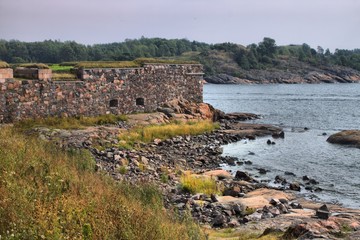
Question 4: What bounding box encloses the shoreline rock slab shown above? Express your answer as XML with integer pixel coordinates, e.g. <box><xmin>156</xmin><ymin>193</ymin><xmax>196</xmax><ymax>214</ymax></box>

<box><xmin>327</xmin><ymin>130</ymin><xmax>360</xmax><ymax>147</ymax></box>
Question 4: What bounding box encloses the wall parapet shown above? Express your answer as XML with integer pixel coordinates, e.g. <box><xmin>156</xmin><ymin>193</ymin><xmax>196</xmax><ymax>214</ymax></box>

<box><xmin>0</xmin><ymin>64</ymin><xmax>203</xmax><ymax>123</ymax></box>
<box><xmin>14</xmin><ymin>68</ymin><xmax>52</xmax><ymax>81</ymax></box>
<box><xmin>0</xmin><ymin>68</ymin><xmax>13</xmax><ymax>81</ymax></box>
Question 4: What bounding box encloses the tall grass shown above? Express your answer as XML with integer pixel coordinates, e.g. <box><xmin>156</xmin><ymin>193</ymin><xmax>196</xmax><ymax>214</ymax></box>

<box><xmin>14</xmin><ymin>114</ymin><xmax>128</xmax><ymax>130</ymax></box>
<box><xmin>0</xmin><ymin>126</ymin><xmax>205</xmax><ymax>239</ymax></box>
<box><xmin>0</xmin><ymin>61</ymin><xmax>10</xmax><ymax>68</ymax></box>
<box><xmin>180</xmin><ymin>173</ymin><xmax>221</xmax><ymax>195</ymax></box>
<box><xmin>18</xmin><ymin>63</ymin><xmax>50</xmax><ymax>69</ymax></box>
<box><xmin>119</xmin><ymin>121</ymin><xmax>219</xmax><ymax>148</ymax></box>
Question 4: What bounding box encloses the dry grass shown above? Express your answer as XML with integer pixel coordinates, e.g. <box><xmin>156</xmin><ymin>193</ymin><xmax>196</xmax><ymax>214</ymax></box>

<box><xmin>52</xmin><ymin>72</ymin><xmax>77</xmax><ymax>80</ymax></box>
<box><xmin>0</xmin><ymin>61</ymin><xmax>10</xmax><ymax>68</ymax></box>
<box><xmin>180</xmin><ymin>173</ymin><xmax>222</xmax><ymax>195</ymax></box>
<box><xmin>75</xmin><ymin>58</ymin><xmax>199</xmax><ymax>69</ymax></box>
<box><xmin>134</xmin><ymin>58</ymin><xmax>198</xmax><ymax>65</ymax></box>
<box><xmin>76</xmin><ymin>61</ymin><xmax>140</xmax><ymax>69</ymax></box>
<box><xmin>118</xmin><ymin>120</ymin><xmax>219</xmax><ymax>149</ymax></box>
<box><xmin>205</xmin><ymin>228</ymin><xmax>281</xmax><ymax>240</ymax></box>
<box><xmin>18</xmin><ymin>63</ymin><xmax>50</xmax><ymax>69</ymax></box>
<box><xmin>14</xmin><ymin>114</ymin><xmax>128</xmax><ymax>130</ymax></box>
<box><xmin>0</xmin><ymin>126</ymin><xmax>205</xmax><ymax>239</ymax></box>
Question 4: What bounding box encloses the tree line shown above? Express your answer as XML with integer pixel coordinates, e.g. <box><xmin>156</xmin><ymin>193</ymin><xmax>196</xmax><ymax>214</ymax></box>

<box><xmin>0</xmin><ymin>37</ymin><xmax>359</xmax><ymax>71</ymax></box>
<box><xmin>0</xmin><ymin>38</ymin><xmax>209</xmax><ymax>64</ymax></box>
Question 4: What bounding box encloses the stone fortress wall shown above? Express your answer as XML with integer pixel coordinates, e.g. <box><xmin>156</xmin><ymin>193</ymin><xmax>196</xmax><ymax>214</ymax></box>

<box><xmin>0</xmin><ymin>64</ymin><xmax>204</xmax><ymax>123</ymax></box>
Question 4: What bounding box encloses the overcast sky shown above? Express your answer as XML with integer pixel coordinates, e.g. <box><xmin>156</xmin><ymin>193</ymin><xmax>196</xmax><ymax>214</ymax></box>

<box><xmin>0</xmin><ymin>0</ymin><xmax>359</xmax><ymax>50</ymax></box>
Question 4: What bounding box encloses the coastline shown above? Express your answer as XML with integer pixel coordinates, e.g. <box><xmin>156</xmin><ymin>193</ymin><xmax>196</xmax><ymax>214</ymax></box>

<box><xmin>32</xmin><ymin>106</ymin><xmax>360</xmax><ymax>239</ymax></box>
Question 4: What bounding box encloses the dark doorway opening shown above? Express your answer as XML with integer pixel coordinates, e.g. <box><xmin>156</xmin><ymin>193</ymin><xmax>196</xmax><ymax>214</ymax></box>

<box><xmin>136</xmin><ymin>97</ymin><xmax>145</xmax><ymax>106</ymax></box>
<box><xmin>109</xmin><ymin>99</ymin><xmax>118</xmax><ymax>107</ymax></box>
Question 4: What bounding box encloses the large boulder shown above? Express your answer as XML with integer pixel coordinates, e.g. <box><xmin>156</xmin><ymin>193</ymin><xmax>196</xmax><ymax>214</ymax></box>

<box><xmin>327</xmin><ymin>130</ymin><xmax>360</xmax><ymax>147</ymax></box>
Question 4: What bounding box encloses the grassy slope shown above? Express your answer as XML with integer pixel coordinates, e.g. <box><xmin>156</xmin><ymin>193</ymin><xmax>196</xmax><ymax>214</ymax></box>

<box><xmin>0</xmin><ymin>126</ymin><xmax>205</xmax><ymax>239</ymax></box>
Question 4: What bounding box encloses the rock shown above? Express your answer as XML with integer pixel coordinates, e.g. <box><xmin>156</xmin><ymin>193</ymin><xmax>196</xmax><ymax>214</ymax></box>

<box><xmin>327</xmin><ymin>130</ymin><xmax>360</xmax><ymax>147</ymax></box>
<box><xmin>302</xmin><ymin>175</ymin><xmax>310</xmax><ymax>181</ymax></box>
<box><xmin>289</xmin><ymin>182</ymin><xmax>301</xmax><ymax>191</ymax></box>
<box><xmin>211</xmin><ymin>214</ymin><xmax>227</xmax><ymax>227</ymax></box>
<box><xmin>153</xmin><ymin>138</ymin><xmax>162</xmax><ymax>145</ymax></box>
<box><xmin>275</xmin><ymin>175</ymin><xmax>287</xmax><ymax>184</ymax></box>
<box><xmin>210</xmin><ymin>194</ymin><xmax>219</xmax><ymax>202</ymax></box>
<box><xmin>223</xmin><ymin>186</ymin><xmax>242</xmax><ymax>197</ymax></box>
<box><xmin>106</xmin><ymin>152</ymin><xmax>114</xmax><ymax>159</ymax></box>
<box><xmin>248</xmin><ymin>151</ymin><xmax>255</xmax><ymax>156</ymax></box>
<box><xmin>290</xmin><ymin>202</ymin><xmax>303</xmax><ymax>209</ymax></box>
<box><xmin>284</xmin><ymin>171</ymin><xmax>296</xmax><ymax>176</ymax></box>
<box><xmin>203</xmin><ymin>169</ymin><xmax>233</xmax><ymax>180</ymax></box>
<box><xmin>270</xmin><ymin>198</ymin><xmax>280</xmax><ymax>206</ymax></box>
<box><xmin>140</xmin><ymin>156</ymin><xmax>149</xmax><ymax>165</ymax></box>
<box><xmin>272</xmin><ymin>131</ymin><xmax>285</xmax><ymax>139</ymax></box>
<box><xmin>235</xmin><ymin>171</ymin><xmax>253</xmax><ymax>182</ymax></box>
<box><xmin>157</xmin><ymin>107</ymin><xmax>175</xmax><ymax>118</ymax></box>
<box><xmin>260</xmin><ymin>228</ymin><xmax>283</xmax><ymax>237</ymax></box>
<box><xmin>244</xmin><ymin>160</ymin><xmax>252</xmax><ymax>165</ymax></box>
<box><xmin>267</xmin><ymin>139</ymin><xmax>272</xmax><ymax>145</ymax></box>
<box><xmin>228</xmin><ymin>218</ymin><xmax>240</xmax><ymax>227</ymax></box>
<box><xmin>232</xmin><ymin>204</ymin><xmax>244</xmax><ymax>215</ymax></box>
<box><xmin>316</xmin><ymin>204</ymin><xmax>330</xmax><ymax>219</ymax></box>
<box><xmin>258</xmin><ymin>168</ymin><xmax>267</xmax><ymax>174</ymax></box>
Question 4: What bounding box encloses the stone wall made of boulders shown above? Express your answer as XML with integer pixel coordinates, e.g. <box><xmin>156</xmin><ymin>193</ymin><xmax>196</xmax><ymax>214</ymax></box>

<box><xmin>0</xmin><ymin>64</ymin><xmax>203</xmax><ymax>123</ymax></box>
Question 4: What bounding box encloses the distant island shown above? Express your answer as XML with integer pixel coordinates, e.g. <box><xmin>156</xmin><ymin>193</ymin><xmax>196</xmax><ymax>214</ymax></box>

<box><xmin>1</xmin><ymin>37</ymin><xmax>360</xmax><ymax>83</ymax></box>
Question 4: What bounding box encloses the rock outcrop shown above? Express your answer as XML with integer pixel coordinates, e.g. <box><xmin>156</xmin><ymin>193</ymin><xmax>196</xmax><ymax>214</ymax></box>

<box><xmin>327</xmin><ymin>130</ymin><xmax>360</xmax><ymax>148</ymax></box>
<box><xmin>205</xmin><ymin>62</ymin><xmax>360</xmax><ymax>84</ymax></box>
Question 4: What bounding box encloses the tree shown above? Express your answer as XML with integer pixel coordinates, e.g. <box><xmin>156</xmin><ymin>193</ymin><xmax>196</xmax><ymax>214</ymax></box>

<box><xmin>257</xmin><ymin>37</ymin><xmax>276</xmax><ymax>58</ymax></box>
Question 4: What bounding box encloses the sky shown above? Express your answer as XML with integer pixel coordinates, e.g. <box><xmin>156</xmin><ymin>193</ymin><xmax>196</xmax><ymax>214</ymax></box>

<box><xmin>0</xmin><ymin>0</ymin><xmax>359</xmax><ymax>51</ymax></box>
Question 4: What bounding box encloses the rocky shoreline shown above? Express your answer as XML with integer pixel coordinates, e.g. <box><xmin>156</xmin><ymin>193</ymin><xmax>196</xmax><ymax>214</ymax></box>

<box><xmin>204</xmin><ymin>64</ymin><xmax>360</xmax><ymax>84</ymax></box>
<box><xmin>30</xmin><ymin>102</ymin><xmax>360</xmax><ymax>239</ymax></box>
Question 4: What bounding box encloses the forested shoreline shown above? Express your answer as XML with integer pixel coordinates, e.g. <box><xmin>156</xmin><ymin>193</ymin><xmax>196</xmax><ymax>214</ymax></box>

<box><xmin>0</xmin><ymin>37</ymin><xmax>359</xmax><ymax>75</ymax></box>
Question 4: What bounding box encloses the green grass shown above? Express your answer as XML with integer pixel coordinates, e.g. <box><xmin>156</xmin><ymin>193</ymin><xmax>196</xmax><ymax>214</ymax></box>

<box><xmin>49</xmin><ymin>64</ymin><xmax>74</xmax><ymax>72</ymax></box>
<box><xmin>0</xmin><ymin>61</ymin><xmax>10</xmax><ymax>68</ymax></box>
<box><xmin>14</xmin><ymin>114</ymin><xmax>128</xmax><ymax>130</ymax></box>
<box><xmin>0</xmin><ymin>126</ymin><xmax>205</xmax><ymax>239</ymax></box>
<box><xmin>118</xmin><ymin>120</ymin><xmax>219</xmax><ymax>149</ymax></box>
<box><xmin>180</xmin><ymin>173</ymin><xmax>221</xmax><ymax>195</ymax></box>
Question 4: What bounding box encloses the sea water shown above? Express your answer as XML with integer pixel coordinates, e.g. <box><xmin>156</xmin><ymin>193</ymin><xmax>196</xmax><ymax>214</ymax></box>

<box><xmin>204</xmin><ymin>83</ymin><xmax>360</xmax><ymax>208</ymax></box>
